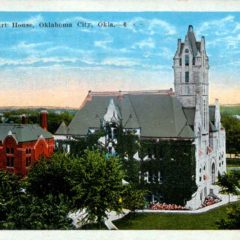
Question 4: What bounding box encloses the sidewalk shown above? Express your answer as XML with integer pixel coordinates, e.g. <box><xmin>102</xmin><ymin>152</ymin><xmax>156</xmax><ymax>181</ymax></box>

<box><xmin>104</xmin><ymin>209</ymin><xmax>130</xmax><ymax>230</ymax></box>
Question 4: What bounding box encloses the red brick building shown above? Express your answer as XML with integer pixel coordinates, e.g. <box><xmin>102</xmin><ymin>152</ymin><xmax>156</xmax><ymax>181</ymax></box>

<box><xmin>0</xmin><ymin>111</ymin><xmax>54</xmax><ymax>176</ymax></box>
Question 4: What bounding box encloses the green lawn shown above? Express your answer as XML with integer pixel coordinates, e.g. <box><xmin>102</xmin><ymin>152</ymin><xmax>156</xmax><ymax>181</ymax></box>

<box><xmin>114</xmin><ymin>201</ymin><xmax>240</xmax><ymax>230</ymax></box>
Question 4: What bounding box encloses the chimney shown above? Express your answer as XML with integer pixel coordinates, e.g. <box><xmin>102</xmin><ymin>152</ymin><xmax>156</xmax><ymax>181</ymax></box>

<box><xmin>21</xmin><ymin>114</ymin><xmax>27</xmax><ymax>124</ymax></box>
<box><xmin>40</xmin><ymin>110</ymin><xmax>48</xmax><ymax>130</ymax></box>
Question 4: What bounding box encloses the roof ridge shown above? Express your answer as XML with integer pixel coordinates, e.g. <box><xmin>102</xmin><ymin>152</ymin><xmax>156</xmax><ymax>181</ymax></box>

<box><xmin>89</xmin><ymin>89</ymin><xmax>174</xmax><ymax>96</ymax></box>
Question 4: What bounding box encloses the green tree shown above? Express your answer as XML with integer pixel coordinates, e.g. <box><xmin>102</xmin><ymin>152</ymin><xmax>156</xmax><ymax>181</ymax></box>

<box><xmin>217</xmin><ymin>205</ymin><xmax>240</xmax><ymax>229</ymax></box>
<box><xmin>122</xmin><ymin>184</ymin><xmax>146</xmax><ymax>212</ymax></box>
<box><xmin>47</xmin><ymin>112</ymin><xmax>73</xmax><ymax>133</ymax></box>
<box><xmin>0</xmin><ymin>170</ymin><xmax>73</xmax><ymax>230</ymax></box>
<box><xmin>3</xmin><ymin>193</ymin><xmax>73</xmax><ymax>230</ymax></box>
<box><xmin>27</xmin><ymin>153</ymin><xmax>81</xmax><ymax>200</ymax></box>
<box><xmin>69</xmin><ymin>129</ymin><xmax>105</xmax><ymax>157</ymax></box>
<box><xmin>221</xmin><ymin>114</ymin><xmax>240</xmax><ymax>157</ymax></box>
<box><xmin>27</xmin><ymin>151</ymin><xmax>125</xmax><ymax>227</ymax></box>
<box><xmin>0</xmin><ymin>171</ymin><xmax>22</xmax><ymax>226</ymax></box>
<box><xmin>217</xmin><ymin>171</ymin><xmax>240</xmax><ymax>203</ymax></box>
<box><xmin>77</xmin><ymin>150</ymin><xmax>124</xmax><ymax>226</ymax></box>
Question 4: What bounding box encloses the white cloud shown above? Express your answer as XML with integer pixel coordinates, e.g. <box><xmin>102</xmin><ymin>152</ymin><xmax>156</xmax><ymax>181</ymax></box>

<box><xmin>148</xmin><ymin>19</ymin><xmax>176</xmax><ymax>36</ymax></box>
<box><xmin>11</xmin><ymin>41</ymin><xmax>51</xmax><ymax>54</ymax></box>
<box><xmin>127</xmin><ymin>17</ymin><xmax>177</xmax><ymax>36</ymax></box>
<box><xmin>132</xmin><ymin>37</ymin><xmax>155</xmax><ymax>49</ymax></box>
<box><xmin>0</xmin><ymin>56</ymin><xmax>80</xmax><ymax>66</ymax></box>
<box><xmin>197</xmin><ymin>15</ymin><xmax>240</xmax><ymax>60</ymax></box>
<box><xmin>25</xmin><ymin>15</ymin><xmax>44</xmax><ymax>25</ymax></box>
<box><xmin>158</xmin><ymin>47</ymin><xmax>173</xmax><ymax>60</ymax></box>
<box><xmin>94</xmin><ymin>39</ymin><xmax>113</xmax><ymax>49</ymax></box>
<box><xmin>198</xmin><ymin>15</ymin><xmax>235</xmax><ymax>36</ymax></box>
<box><xmin>101</xmin><ymin>57</ymin><xmax>141</xmax><ymax>67</ymax></box>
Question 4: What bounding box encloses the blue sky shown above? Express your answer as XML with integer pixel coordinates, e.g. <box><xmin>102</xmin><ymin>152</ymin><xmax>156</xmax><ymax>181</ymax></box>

<box><xmin>0</xmin><ymin>12</ymin><xmax>239</xmax><ymax>107</ymax></box>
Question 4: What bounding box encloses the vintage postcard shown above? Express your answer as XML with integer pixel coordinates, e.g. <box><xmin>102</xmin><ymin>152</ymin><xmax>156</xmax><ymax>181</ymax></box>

<box><xmin>0</xmin><ymin>1</ymin><xmax>240</xmax><ymax>240</ymax></box>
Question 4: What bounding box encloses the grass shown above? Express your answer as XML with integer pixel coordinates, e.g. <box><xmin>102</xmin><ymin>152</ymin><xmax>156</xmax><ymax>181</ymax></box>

<box><xmin>227</xmin><ymin>166</ymin><xmax>240</xmax><ymax>169</ymax></box>
<box><xmin>220</xmin><ymin>105</ymin><xmax>240</xmax><ymax>115</ymax></box>
<box><xmin>114</xmin><ymin>201</ymin><xmax>240</xmax><ymax>230</ymax></box>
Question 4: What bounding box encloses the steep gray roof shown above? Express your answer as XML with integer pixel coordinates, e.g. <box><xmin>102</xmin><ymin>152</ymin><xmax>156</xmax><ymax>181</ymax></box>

<box><xmin>0</xmin><ymin>124</ymin><xmax>53</xmax><ymax>143</ymax></box>
<box><xmin>180</xmin><ymin>25</ymin><xmax>201</xmax><ymax>57</ymax></box>
<box><xmin>55</xmin><ymin>121</ymin><xmax>68</xmax><ymax>135</ymax></box>
<box><xmin>187</xmin><ymin>27</ymin><xmax>199</xmax><ymax>56</ymax></box>
<box><xmin>68</xmin><ymin>92</ymin><xmax>195</xmax><ymax>139</ymax></box>
<box><xmin>183</xmin><ymin>107</ymin><xmax>195</xmax><ymax>127</ymax></box>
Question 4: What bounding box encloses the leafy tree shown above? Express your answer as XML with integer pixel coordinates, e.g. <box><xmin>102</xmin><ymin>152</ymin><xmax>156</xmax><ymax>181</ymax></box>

<box><xmin>217</xmin><ymin>204</ymin><xmax>240</xmax><ymax>229</ymax></box>
<box><xmin>122</xmin><ymin>184</ymin><xmax>146</xmax><ymax>212</ymax></box>
<box><xmin>27</xmin><ymin>154</ymin><xmax>81</xmax><ymax>200</ymax></box>
<box><xmin>69</xmin><ymin>129</ymin><xmax>105</xmax><ymax>157</ymax></box>
<box><xmin>0</xmin><ymin>169</ymin><xmax>73</xmax><ymax>230</ymax></box>
<box><xmin>217</xmin><ymin>171</ymin><xmax>240</xmax><ymax>203</ymax></box>
<box><xmin>3</xmin><ymin>109</ymin><xmax>74</xmax><ymax>134</ymax></box>
<box><xmin>47</xmin><ymin>112</ymin><xmax>73</xmax><ymax>133</ymax></box>
<box><xmin>216</xmin><ymin>171</ymin><xmax>240</xmax><ymax>228</ymax></box>
<box><xmin>77</xmin><ymin>150</ymin><xmax>124</xmax><ymax>225</ymax></box>
<box><xmin>221</xmin><ymin>114</ymin><xmax>240</xmax><ymax>156</ymax></box>
<box><xmin>28</xmin><ymin>151</ymin><xmax>125</xmax><ymax>227</ymax></box>
<box><xmin>0</xmin><ymin>171</ymin><xmax>22</xmax><ymax>226</ymax></box>
<box><xmin>2</xmin><ymin>193</ymin><xmax>73</xmax><ymax>230</ymax></box>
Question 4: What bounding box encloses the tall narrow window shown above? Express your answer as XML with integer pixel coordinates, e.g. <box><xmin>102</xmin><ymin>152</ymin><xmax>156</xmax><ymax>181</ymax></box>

<box><xmin>203</xmin><ymin>100</ymin><xmax>206</xmax><ymax>129</ymax></box>
<box><xmin>185</xmin><ymin>55</ymin><xmax>189</xmax><ymax>66</ymax></box>
<box><xmin>6</xmin><ymin>157</ymin><xmax>14</xmax><ymax>167</ymax></box>
<box><xmin>185</xmin><ymin>71</ymin><xmax>189</xmax><ymax>83</ymax></box>
<box><xmin>26</xmin><ymin>157</ymin><xmax>31</xmax><ymax>167</ymax></box>
<box><xmin>185</xmin><ymin>49</ymin><xmax>189</xmax><ymax>66</ymax></box>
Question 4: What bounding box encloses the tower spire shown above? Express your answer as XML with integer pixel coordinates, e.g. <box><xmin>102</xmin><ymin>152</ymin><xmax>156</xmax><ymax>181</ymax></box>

<box><xmin>173</xmin><ymin>25</ymin><xmax>209</xmax><ymax>134</ymax></box>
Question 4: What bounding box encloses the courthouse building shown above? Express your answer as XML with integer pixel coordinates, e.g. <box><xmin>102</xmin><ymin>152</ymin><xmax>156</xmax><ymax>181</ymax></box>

<box><xmin>55</xmin><ymin>26</ymin><xmax>226</xmax><ymax>209</ymax></box>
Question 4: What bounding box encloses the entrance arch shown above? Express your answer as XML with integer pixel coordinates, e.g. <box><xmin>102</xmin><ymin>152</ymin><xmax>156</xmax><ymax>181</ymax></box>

<box><xmin>211</xmin><ymin>163</ymin><xmax>216</xmax><ymax>184</ymax></box>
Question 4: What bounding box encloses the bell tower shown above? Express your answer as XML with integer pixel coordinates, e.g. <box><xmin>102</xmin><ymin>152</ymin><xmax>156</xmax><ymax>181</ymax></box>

<box><xmin>173</xmin><ymin>25</ymin><xmax>209</xmax><ymax>134</ymax></box>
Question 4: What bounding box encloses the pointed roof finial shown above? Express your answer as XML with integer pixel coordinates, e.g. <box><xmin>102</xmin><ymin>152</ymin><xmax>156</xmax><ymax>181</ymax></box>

<box><xmin>188</xmin><ymin>25</ymin><xmax>193</xmax><ymax>32</ymax></box>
